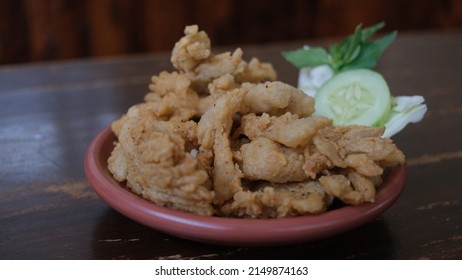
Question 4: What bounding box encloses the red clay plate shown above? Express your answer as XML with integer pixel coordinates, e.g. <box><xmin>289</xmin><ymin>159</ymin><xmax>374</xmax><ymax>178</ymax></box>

<box><xmin>84</xmin><ymin>126</ymin><xmax>407</xmax><ymax>246</ymax></box>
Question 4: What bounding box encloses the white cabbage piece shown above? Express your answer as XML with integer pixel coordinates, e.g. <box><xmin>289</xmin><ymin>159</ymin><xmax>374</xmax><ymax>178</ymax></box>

<box><xmin>383</xmin><ymin>95</ymin><xmax>427</xmax><ymax>137</ymax></box>
<box><xmin>297</xmin><ymin>65</ymin><xmax>333</xmax><ymax>97</ymax></box>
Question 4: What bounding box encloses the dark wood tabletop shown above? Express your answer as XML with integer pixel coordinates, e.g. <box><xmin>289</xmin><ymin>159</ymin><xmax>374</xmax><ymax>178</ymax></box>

<box><xmin>1</xmin><ymin>29</ymin><xmax>461</xmax><ymax>260</ymax></box>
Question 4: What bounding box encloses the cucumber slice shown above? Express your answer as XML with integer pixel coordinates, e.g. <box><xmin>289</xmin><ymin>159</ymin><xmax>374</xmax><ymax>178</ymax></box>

<box><xmin>314</xmin><ymin>69</ymin><xmax>392</xmax><ymax>126</ymax></box>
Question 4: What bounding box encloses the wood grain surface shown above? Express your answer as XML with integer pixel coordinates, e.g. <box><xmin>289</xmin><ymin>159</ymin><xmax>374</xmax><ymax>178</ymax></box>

<box><xmin>1</xmin><ymin>0</ymin><xmax>462</xmax><ymax>64</ymax></box>
<box><xmin>0</xmin><ymin>30</ymin><xmax>461</xmax><ymax>259</ymax></box>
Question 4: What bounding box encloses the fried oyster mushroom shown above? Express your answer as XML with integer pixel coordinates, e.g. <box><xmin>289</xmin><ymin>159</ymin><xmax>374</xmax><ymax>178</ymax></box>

<box><xmin>107</xmin><ymin>25</ymin><xmax>405</xmax><ymax>218</ymax></box>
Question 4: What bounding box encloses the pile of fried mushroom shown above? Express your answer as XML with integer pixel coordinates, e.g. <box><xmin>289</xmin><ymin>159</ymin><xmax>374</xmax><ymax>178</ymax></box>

<box><xmin>107</xmin><ymin>25</ymin><xmax>405</xmax><ymax>218</ymax></box>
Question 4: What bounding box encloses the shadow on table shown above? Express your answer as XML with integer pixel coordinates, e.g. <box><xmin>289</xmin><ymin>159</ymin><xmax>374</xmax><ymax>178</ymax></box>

<box><xmin>91</xmin><ymin>209</ymin><xmax>396</xmax><ymax>260</ymax></box>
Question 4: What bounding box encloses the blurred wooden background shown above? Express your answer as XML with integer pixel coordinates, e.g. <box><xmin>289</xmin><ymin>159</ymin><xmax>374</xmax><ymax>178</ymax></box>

<box><xmin>1</xmin><ymin>0</ymin><xmax>461</xmax><ymax>65</ymax></box>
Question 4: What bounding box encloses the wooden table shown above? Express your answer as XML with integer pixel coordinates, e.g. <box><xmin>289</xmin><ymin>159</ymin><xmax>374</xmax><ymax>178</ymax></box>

<box><xmin>1</xmin><ymin>30</ymin><xmax>461</xmax><ymax>260</ymax></box>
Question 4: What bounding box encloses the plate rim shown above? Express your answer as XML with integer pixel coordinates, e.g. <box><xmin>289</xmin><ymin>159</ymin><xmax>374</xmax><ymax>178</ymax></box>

<box><xmin>85</xmin><ymin>126</ymin><xmax>408</xmax><ymax>246</ymax></box>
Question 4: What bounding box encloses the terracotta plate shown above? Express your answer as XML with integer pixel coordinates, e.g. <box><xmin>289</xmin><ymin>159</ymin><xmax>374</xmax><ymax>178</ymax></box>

<box><xmin>85</xmin><ymin>126</ymin><xmax>407</xmax><ymax>246</ymax></box>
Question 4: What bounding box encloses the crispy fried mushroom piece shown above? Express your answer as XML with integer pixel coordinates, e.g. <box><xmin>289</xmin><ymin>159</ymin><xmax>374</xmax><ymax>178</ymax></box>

<box><xmin>319</xmin><ymin>170</ymin><xmax>376</xmax><ymax>205</ymax></box>
<box><xmin>144</xmin><ymin>71</ymin><xmax>199</xmax><ymax>121</ymax></box>
<box><xmin>172</xmin><ymin>25</ymin><xmax>277</xmax><ymax>95</ymax></box>
<box><xmin>197</xmin><ymin>89</ymin><xmax>246</xmax><ymax>205</ymax></box>
<box><xmin>242</xmin><ymin>81</ymin><xmax>314</xmax><ymax>117</ymax></box>
<box><xmin>240</xmin><ymin>137</ymin><xmax>306</xmax><ymax>183</ymax></box>
<box><xmin>312</xmin><ymin>125</ymin><xmax>405</xmax><ymax>176</ymax></box>
<box><xmin>220</xmin><ymin>181</ymin><xmax>330</xmax><ymax>218</ymax></box>
<box><xmin>241</xmin><ymin>112</ymin><xmax>332</xmax><ymax>148</ymax></box>
<box><xmin>108</xmin><ymin>115</ymin><xmax>214</xmax><ymax>216</ymax></box>
<box><xmin>235</xmin><ymin>57</ymin><xmax>277</xmax><ymax>83</ymax></box>
<box><xmin>171</xmin><ymin>25</ymin><xmax>211</xmax><ymax>72</ymax></box>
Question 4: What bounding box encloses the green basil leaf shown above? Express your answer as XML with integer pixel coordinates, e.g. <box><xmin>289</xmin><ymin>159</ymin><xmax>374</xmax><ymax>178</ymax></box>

<box><xmin>329</xmin><ymin>44</ymin><xmax>342</xmax><ymax>61</ymax></box>
<box><xmin>345</xmin><ymin>45</ymin><xmax>361</xmax><ymax>64</ymax></box>
<box><xmin>341</xmin><ymin>31</ymin><xmax>397</xmax><ymax>71</ymax></box>
<box><xmin>281</xmin><ymin>47</ymin><xmax>330</xmax><ymax>68</ymax></box>
<box><xmin>332</xmin><ymin>23</ymin><xmax>383</xmax><ymax>70</ymax></box>
<box><xmin>325</xmin><ymin>25</ymin><xmax>362</xmax><ymax>71</ymax></box>
<box><xmin>360</xmin><ymin>22</ymin><xmax>385</xmax><ymax>42</ymax></box>
<box><xmin>343</xmin><ymin>25</ymin><xmax>363</xmax><ymax>63</ymax></box>
<box><xmin>281</xmin><ymin>22</ymin><xmax>395</xmax><ymax>73</ymax></box>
